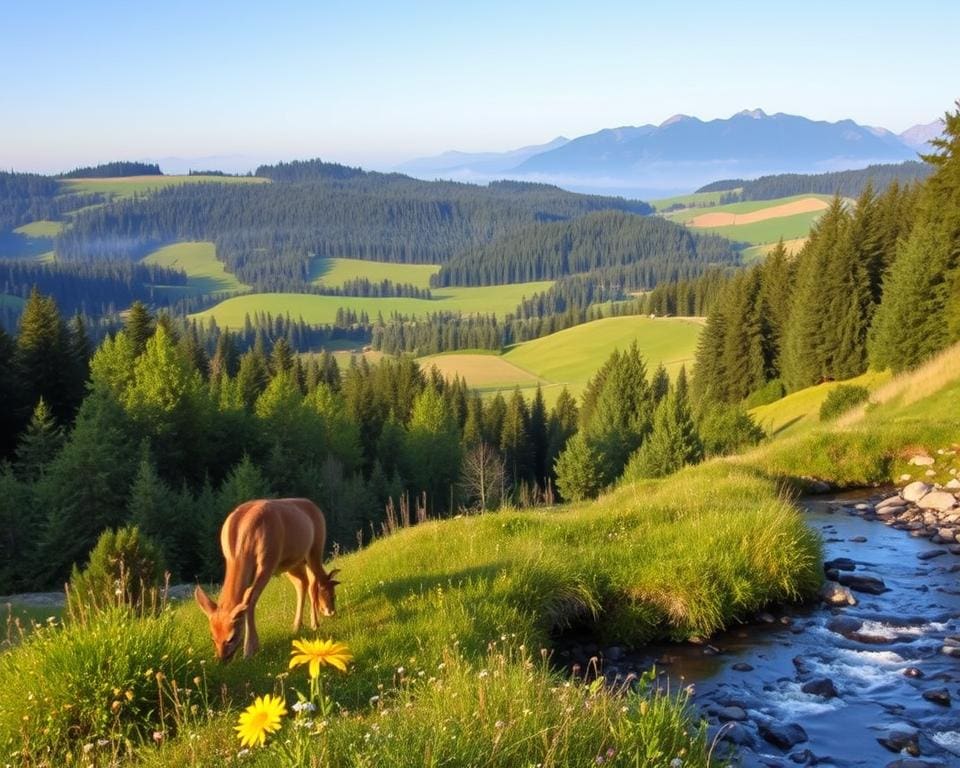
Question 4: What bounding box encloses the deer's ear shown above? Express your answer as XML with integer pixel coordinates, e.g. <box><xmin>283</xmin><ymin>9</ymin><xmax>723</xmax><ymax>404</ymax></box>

<box><xmin>194</xmin><ymin>586</ymin><xmax>217</xmax><ymax>617</ymax></box>
<box><xmin>328</xmin><ymin>568</ymin><xmax>341</xmax><ymax>580</ymax></box>
<box><xmin>229</xmin><ymin>586</ymin><xmax>254</xmax><ymax>620</ymax></box>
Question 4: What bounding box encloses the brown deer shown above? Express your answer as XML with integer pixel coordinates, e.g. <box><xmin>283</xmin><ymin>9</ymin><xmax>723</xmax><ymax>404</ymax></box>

<box><xmin>194</xmin><ymin>498</ymin><xmax>340</xmax><ymax>661</ymax></box>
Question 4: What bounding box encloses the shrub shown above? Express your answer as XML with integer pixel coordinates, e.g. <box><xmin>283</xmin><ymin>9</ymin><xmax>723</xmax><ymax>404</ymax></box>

<box><xmin>68</xmin><ymin>526</ymin><xmax>165</xmax><ymax>619</ymax></box>
<box><xmin>554</xmin><ymin>433</ymin><xmax>604</xmax><ymax>501</ymax></box>
<box><xmin>819</xmin><ymin>385</ymin><xmax>870</xmax><ymax>421</ymax></box>
<box><xmin>698</xmin><ymin>405</ymin><xmax>765</xmax><ymax>457</ymax></box>
<box><xmin>744</xmin><ymin>378</ymin><xmax>786</xmax><ymax>408</ymax></box>
<box><xmin>0</xmin><ymin>608</ymin><xmax>199</xmax><ymax>764</ymax></box>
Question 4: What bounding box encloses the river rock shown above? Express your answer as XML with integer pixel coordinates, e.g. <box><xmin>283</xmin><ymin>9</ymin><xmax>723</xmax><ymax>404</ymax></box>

<box><xmin>942</xmin><ymin>645</ymin><xmax>960</xmax><ymax>657</ymax></box>
<box><xmin>838</xmin><ymin>573</ymin><xmax>888</xmax><ymax>594</ymax></box>
<box><xmin>903</xmin><ymin>666</ymin><xmax>924</xmax><ymax>678</ymax></box>
<box><xmin>936</xmin><ymin>527</ymin><xmax>956</xmax><ymax>541</ymax></box>
<box><xmin>922</xmin><ymin>688</ymin><xmax>951</xmax><ymax>706</ymax></box>
<box><xmin>918</xmin><ymin>491</ymin><xmax>958</xmax><ymax>512</ymax></box>
<box><xmin>720</xmin><ymin>722</ymin><xmax>756</xmax><ymax>747</ymax></box>
<box><xmin>801</xmin><ymin>677</ymin><xmax>838</xmax><ymax>698</ymax></box>
<box><xmin>877</xmin><ymin>494</ymin><xmax>907</xmax><ymax>509</ymax></box>
<box><xmin>903</xmin><ymin>481</ymin><xmax>934</xmax><ymax>502</ymax></box>
<box><xmin>732</xmin><ymin>662</ymin><xmax>754</xmax><ymax>671</ymax></box>
<box><xmin>717</xmin><ymin>705</ymin><xmax>748</xmax><ymax>722</ymax></box>
<box><xmin>946</xmin><ymin>478</ymin><xmax>960</xmax><ymax>489</ymax></box>
<box><xmin>824</xmin><ymin>557</ymin><xmax>856</xmax><ymax>571</ymax></box>
<box><xmin>909</xmin><ymin>455</ymin><xmax>936</xmax><ymax>466</ymax></box>
<box><xmin>878</xmin><ymin>729</ymin><xmax>920</xmax><ymax>754</ymax></box>
<box><xmin>820</xmin><ymin>582</ymin><xmax>857</xmax><ymax>606</ymax></box>
<box><xmin>759</xmin><ymin>722</ymin><xmax>808</xmax><ymax>750</ymax></box>
<box><xmin>917</xmin><ymin>549</ymin><xmax>948</xmax><ymax>560</ymax></box>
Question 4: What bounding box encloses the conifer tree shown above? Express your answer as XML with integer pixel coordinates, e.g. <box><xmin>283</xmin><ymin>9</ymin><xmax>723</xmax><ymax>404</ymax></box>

<box><xmin>651</xmin><ymin>363</ymin><xmax>670</xmax><ymax>405</ymax></box>
<box><xmin>128</xmin><ymin>445</ymin><xmax>178</xmax><ymax>574</ymax></box>
<box><xmin>554</xmin><ymin>432</ymin><xmax>603</xmax><ymax>501</ymax></box>
<box><xmin>14</xmin><ymin>398</ymin><xmax>63</xmax><ymax>480</ymax></box>
<box><xmin>125</xmin><ymin>300</ymin><xmax>154</xmax><ymax>356</ymax></box>
<box><xmin>528</xmin><ymin>386</ymin><xmax>549</xmax><ymax>484</ymax></box>
<box><xmin>546</xmin><ymin>388</ymin><xmax>578</xmax><ymax>477</ymax></box>
<box><xmin>15</xmin><ymin>288</ymin><xmax>72</xmax><ymax>424</ymax></box>
<box><xmin>500</xmin><ymin>389</ymin><xmax>531</xmax><ymax>488</ymax></box>
<box><xmin>462</xmin><ymin>393</ymin><xmax>485</xmax><ymax>449</ymax></box>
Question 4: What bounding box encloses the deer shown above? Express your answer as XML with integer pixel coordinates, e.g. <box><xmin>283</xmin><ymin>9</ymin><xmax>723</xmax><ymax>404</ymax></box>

<box><xmin>194</xmin><ymin>498</ymin><xmax>340</xmax><ymax>661</ymax></box>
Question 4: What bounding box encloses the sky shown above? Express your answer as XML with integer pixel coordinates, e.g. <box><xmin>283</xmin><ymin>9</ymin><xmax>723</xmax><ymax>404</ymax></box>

<box><xmin>1</xmin><ymin>0</ymin><xmax>958</xmax><ymax>173</ymax></box>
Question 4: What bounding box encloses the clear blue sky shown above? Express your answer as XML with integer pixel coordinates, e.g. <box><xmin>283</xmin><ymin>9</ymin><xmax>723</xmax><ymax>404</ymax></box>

<box><xmin>1</xmin><ymin>0</ymin><xmax>957</xmax><ymax>173</ymax></box>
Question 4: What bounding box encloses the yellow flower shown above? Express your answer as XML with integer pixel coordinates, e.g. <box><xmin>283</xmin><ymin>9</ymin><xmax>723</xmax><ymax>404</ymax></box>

<box><xmin>235</xmin><ymin>694</ymin><xmax>287</xmax><ymax>748</ymax></box>
<box><xmin>289</xmin><ymin>638</ymin><xmax>353</xmax><ymax>677</ymax></box>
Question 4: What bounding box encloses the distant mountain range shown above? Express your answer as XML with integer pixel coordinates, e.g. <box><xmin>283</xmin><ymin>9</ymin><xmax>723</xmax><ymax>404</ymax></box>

<box><xmin>397</xmin><ymin>110</ymin><xmax>945</xmax><ymax>196</ymax></box>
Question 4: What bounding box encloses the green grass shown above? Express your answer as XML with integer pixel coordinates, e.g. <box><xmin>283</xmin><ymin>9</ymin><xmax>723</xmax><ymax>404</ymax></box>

<box><xmin>664</xmin><ymin>194</ymin><xmax>831</xmax><ymax>223</ymax></box>
<box><xmin>694</xmin><ymin>210</ymin><xmax>825</xmax><ymax>245</ymax></box>
<box><xmin>310</xmin><ymin>257</ymin><xmax>439</xmax><ymax>290</ymax></box>
<box><xmin>749</xmin><ymin>370</ymin><xmax>890</xmax><ymax>438</ymax></box>
<box><xmin>14</xmin><ymin>220</ymin><xmax>63</xmax><ymax>238</ymax></box>
<box><xmin>143</xmin><ymin>242</ymin><xmax>250</xmax><ymax>295</ymax></box>
<box><xmin>500</xmin><ymin>316</ymin><xmax>703</xmax><ymax>402</ymax></box>
<box><xmin>650</xmin><ymin>189</ymin><xmax>737</xmax><ymax>211</ymax></box>
<box><xmin>190</xmin><ymin>281</ymin><xmax>554</xmax><ymax>327</ymax></box>
<box><xmin>61</xmin><ymin>174</ymin><xmax>268</xmax><ymax>199</ymax></box>
<box><xmin>740</xmin><ymin>237</ymin><xmax>807</xmax><ymax>263</ymax></box>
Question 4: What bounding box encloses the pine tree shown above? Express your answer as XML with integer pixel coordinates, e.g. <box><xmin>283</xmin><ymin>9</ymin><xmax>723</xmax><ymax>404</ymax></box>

<box><xmin>554</xmin><ymin>432</ymin><xmax>604</xmax><ymax>501</ymax></box>
<box><xmin>125</xmin><ymin>301</ymin><xmax>154</xmax><ymax>356</ymax></box>
<box><xmin>270</xmin><ymin>337</ymin><xmax>295</xmax><ymax>375</ymax></box>
<box><xmin>546</xmin><ymin>388</ymin><xmax>578</xmax><ymax>478</ymax></box>
<box><xmin>651</xmin><ymin>363</ymin><xmax>670</xmax><ymax>405</ymax></box>
<box><xmin>402</xmin><ymin>386</ymin><xmax>461</xmax><ymax>515</ymax></box>
<box><xmin>462</xmin><ymin>393</ymin><xmax>485</xmax><ymax>449</ymax></box>
<box><xmin>0</xmin><ymin>328</ymin><xmax>19</xmax><ymax>459</ymax></box>
<box><xmin>236</xmin><ymin>348</ymin><xmax>270</xmax><ymax>409</ymax></box>
<box><xmin>528</xmin><ymin>386</ymin><xmax>549</xmax><ymax>484</ymax></box>
<box><xmin>128</xmin><ymin>446</ymin><xmax>178</xmax><ymax>575</ymax></box>
<box><xmin>218</xmin><ymin>454</ymin><xmax>272</xmax><ymax>513</ymax></box>
<box><xmin>14</xmin><ymin>398</ymin><xmax>63</xmax><ymax>480</ymax></box>
<box><xmin>499</xmin><ymin>389</ymin><xmax>531</xmax><ymax>489</ymax></box>
<box><xmin>15</xmin><ymin>288</ymin><xmax>73</xmax><ymax>424</ymax></box>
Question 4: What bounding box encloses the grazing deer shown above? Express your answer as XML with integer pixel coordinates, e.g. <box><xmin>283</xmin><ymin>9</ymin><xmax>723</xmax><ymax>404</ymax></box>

<box><xmin>194</xmin><ymin>498</ymin><xmax>340</xmax><ymax>661</ymax></box>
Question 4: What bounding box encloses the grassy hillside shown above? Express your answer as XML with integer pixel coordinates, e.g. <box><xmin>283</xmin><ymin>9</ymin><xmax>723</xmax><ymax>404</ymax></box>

<box><xmin>749</xmin><ymin>370</ymin><xmax>891</xmax><ymax>438</ymax></box>
<box><xmin>740</xmin><ymin>236</ymin><xmax>807</xmax><ymax>263</ymax></box>
<box><xmin>61</xmin><ymin>174</ymin><xmax>268</xmax><ymax>198</ymax></box>
<box><xmin>665</xmin><ymin>194</ymin><xmax>831</xmax><ymax>224</ymax></box>
<box><xmin>310</xmin><ymin>257</ymin><xmax>439</xmax><ymax>289</ymax></box>
<box><xmin>0</xmin><ymin>220</ymin><xmax>59</xmax><ymax>261</ymax></box>
<box><xmin>694</xmin><ymin>210</ymin><xmax>825</xmax><ymax>245</ymax></box>
<box><xmin>650</xmin><ymin>189</ymin><xmax>736</xmax><ymax>211</ymax></box>
<box><xmin>142</xmin><ymin>241</ymin><xmax>250</xmax><ymax>295</ymax></box>
<box><xmin>419</xmin><ymin>316</ymin><xmax>703</xmax><ymax>404</ymax></box>
<box><xmin>191</xmin><ymin>280</ymin><xmax>554</xmax><ymax>327</ymax></box>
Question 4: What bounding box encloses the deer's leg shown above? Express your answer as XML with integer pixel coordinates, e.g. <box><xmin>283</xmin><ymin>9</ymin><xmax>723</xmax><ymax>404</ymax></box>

<box><xmin>285</xmin><ymin>566</ymin><xmax>308</xmax><ymax>632</ymax></box>
<box><xmin>242</xmin><ymin>560</ymin><xmax>276</xmax><ymax>658</ymax></box>
<box><xmin>306</xmin><ymin>570</ymin><xmax>319</xmax><ymax>630</ymax></box>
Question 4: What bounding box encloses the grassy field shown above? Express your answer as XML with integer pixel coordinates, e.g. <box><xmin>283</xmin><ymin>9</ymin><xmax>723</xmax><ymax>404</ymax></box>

<box><xmin>664</xmin><ymin>194</ymin><xmax>832</xmax><ymax>224</ymax></box>
<box><xmin>0</xmin><ymin>220</ymin><xmax>60</xmax><ymax>261</ymax></box>
<box><xmin>749</xmin><ymin>370</ymin><xmax>891</xmax><ymax>438</ymax></box>
<box><xmin>310</xmin><ymin>257</ymin><xmax>439</xmax><ymax>290</ymax></box>
<box><xmin>191</xmin><ymin>281</ymin><xmax>554</xmax><ymax>327</ymax></box>
<box><xmin>741</xmin><ymin>236</ymin><xmax>807</xmax><ymax>263</ymax></box>
<box><xmin>649</xmin><ymin>189</ymin><xmax>737</xmax><ymax>211</ymax></box>
<box><xmin>61</xmin><ymin>174</ymin><xmax>268</xmax><ymax>198</ymax></box>
<box><xmin>143</xmin><ymin>242</ymin><xmax>250</xmax><ymax>295</ymax></box>
<box><xmin>419</xmin><ymin>352</ymin><xmax>546</xmax><ymax>389</ymax></box>
<box><xmin>416</xmin><ymin>316</ymin><xmax>703</xmax><ymax>404</ymax></box>
<box><xmin>13</xmin><ymin>220</ymin><xmax>63</xmax><ymax>238</ymax></box>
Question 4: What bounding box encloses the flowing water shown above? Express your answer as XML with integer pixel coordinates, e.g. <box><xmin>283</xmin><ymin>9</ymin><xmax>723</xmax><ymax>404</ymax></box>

<box><xmin>564</xmin><ymin>492</ymin><xmax>960</xmax><ymax>767</ymax></box>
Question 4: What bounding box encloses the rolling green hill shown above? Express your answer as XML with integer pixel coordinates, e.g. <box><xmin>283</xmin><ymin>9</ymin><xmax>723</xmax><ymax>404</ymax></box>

<box><xmin>191</xmin><ymin>280</ymin><xmax>554</xmax><ymax>327</ymax></box>
<box><xmin>310</xmin><ymin>257</ymin><xmax>439</xmax><ymax>289</ymax></box>
<box><xmin>142</xmin><ymin>242</ymin><xmax>250</xmax><ymax>296</ymax></box>
<box><xmin>420</xmin><ymin>316</ymin><xmax>704</xmax><ymax>404</ymax></box>
<box><xmin>61</xmin><ymin>174</ymin><xmax>268</xmax><ymax>198</ymax></box>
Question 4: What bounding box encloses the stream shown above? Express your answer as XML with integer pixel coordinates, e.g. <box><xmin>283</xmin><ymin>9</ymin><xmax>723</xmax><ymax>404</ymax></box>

<box><xmin>562</xmin><ymin>491</ymin><xmax>960</xmax><ymax>767</ymax></box>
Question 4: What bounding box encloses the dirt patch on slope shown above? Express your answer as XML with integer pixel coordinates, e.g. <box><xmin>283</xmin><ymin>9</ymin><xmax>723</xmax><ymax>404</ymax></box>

<box><xmin>690</xmin><ymin>197</ymin><xmax>829</xmax><ymax>227</ymax></box>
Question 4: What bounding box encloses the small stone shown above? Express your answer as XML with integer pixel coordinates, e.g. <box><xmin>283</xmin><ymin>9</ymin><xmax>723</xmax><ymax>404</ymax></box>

<box><xmin>732</xmin><ymin>662</ymin><xmax>754</xmax><ymax>672</ymax></box>
<box><xmin>926</xmin><ymin>469</ymin><xmax>938</xmax><ymax>477</ymax></box>
<box><xmin>903</xmin><ymin>481</ymin><xmax>933</xmax><ymax>502</ymax></box>
<box><xmin>759</xmin><ymin>722</ymin><xmax>808</xmax><ymax>750</ymax></box>
<box><xmin>720</xmin><ymin>722</ymin><xmax>755</xmax><ymax>747</ymax></box>
<box><xmin>801</xmin><ymin>677</ymin><xmax>838</xmax><ymax>698</ymax></box>
<box><xmin>918</xmin><ymin>491</ymin><xmax>958</xmax><ymax>512</ymax></box>
<box><xmin>716</xmin><ymin>705</ymin><xmax>747</xmax><ymax>722</ymax></box>
<box><xmin>917</xmin><ymin>549</ymin><xmax>948</xmax><ymax>560</ymax></box>
<box><xmin>838</xmin><ymin>573</ymin><xmax>887</xmax><ymax>594</ymax></box>
<box><xmin>946</xmin><ymin>478</ymin><xmax>960</xmax><ymax>489</ymax></box>
<box><xmin>877</xmin><ymin>495</ymin><xmax>906</xmax><ymax>510</ymax></box>
<box><xmin>903</xmin><ymin>667</ymin><xmax>924</xmax><ymax>678</ymax></box>
<box><xmin>922</xmin><ymin>688</ymin><xmax>951</xmax><ymax>706</ymax></box>
<box><xmin>849</xmin><ymin>535</ymin><xmax>868</xmax><ymax>543</ymax></box>
<box><xmin>899</xmin><ymin>474</ymin><xmax>913</xmax><ymax>482</ymax></box>
<box><xmin>941</xmin><ymin>646</ymin><xmax>960</xmax><ymax>658</ymax></box>
<box><xmin>908</xmin><ymin>455</ymin><xmax>935</xmax><ymax>466</ymax></box>
<box><xmin>824</xmin><ymin>557</ymin><xmax>856</xmax><ymax>571</ymax></box>
<box><xmin>820</xmin><ymin>582</ymin><xmax>857</xmax><ymax>606</ymax></box>
<box><xmin>878</xmin><ymin>730</ymin><xmax>920</xmax><ymax>754</ymax></box>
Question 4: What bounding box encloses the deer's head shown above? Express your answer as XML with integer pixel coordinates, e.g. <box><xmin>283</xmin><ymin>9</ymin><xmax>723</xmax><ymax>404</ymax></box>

<box><xmin>194</xmin><ymin>585</ymin><xmax>251</xmax><ymax>661</ymax></box>
<box><xmin>316</xmin><ymin>569</ymin><xmax>341</xmax><ymax>616</ymax></box>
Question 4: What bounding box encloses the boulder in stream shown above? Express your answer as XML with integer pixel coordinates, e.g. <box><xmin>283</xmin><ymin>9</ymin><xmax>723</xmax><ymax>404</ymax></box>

<box><xmin>838</xmin><ymin>573</ymin><xmax>888</xmax><ymax>594</ymax></box>
<box><xmin>820</xmin><ymin>582</ymin><xmax>857</xmax><ymax>606</ymax></box>
<box><xmin>903</xmin><ymin>481</ymin><xmax>933</xmax><ymax>502</ymax></box>
<box><xmin>759</xmin><ymin>721</ymin><xmax>808</xmax><ymax>750</ymax></box>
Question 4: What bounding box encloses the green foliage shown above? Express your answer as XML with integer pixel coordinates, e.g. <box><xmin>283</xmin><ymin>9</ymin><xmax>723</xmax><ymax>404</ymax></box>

<box><xmin>402</xmin><ymin>386</ymin><xmax>461</xmax><ymax>514</ymax></box>
<box><xmin>554</xmin><ymin>432</ymin><xmax>604</xmax><ymax>501</ymax></box>
<box><xmin>14</xmin><ymin>397</ymin><xmax>63</xmax><ymax>480</ymax></box>
<box><xmin>697</xmin><ymin>405</ymin><xmax>766</xmax><ymax>457</ymax></box>
<box><xmin>128</xmin><ymin>449</ymin><xmax>178</xmax><ymax>573</ymax></box>
<box><xmin>0</xmin><ymin>608</ymin><xmax>197</xmax><ymax>765</ymax></box>
<box><xmin>819</xmin><ymin>384</ymin><xmax>870</xmax><ymax>421</ymax></box>
<box><xmin>67</xmin><ymin>526</ymin><xmax>165</xmax><ymax>617</ymax></box>
<box><xmin>0</xmin><ymin>466</ymin><xmax>35</xmax><ymax>593</ymax></box>
<box><xmin>744</xmin><ymin>378</ymin><xmax>786</xmax><ymax>409</ymax></box>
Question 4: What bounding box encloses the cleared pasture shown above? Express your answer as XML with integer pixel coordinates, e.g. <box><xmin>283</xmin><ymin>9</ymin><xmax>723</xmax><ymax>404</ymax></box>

<box><xmin>310</xmin><ymin>257</ymin><xmax>439</xmax><ymax>290</ymax></box>
<box><xmin>142</xmin><ymin>241</ymin><xmax>249</xmax><ymax>295</ymax></box>
<box><xmin>61</xmin><ymin>174</ymin><xmax>267</xmax><ymax>198</ymax></box>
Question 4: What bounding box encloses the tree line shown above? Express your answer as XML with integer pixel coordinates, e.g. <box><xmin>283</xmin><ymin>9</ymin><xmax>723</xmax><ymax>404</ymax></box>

<box><xmin>60</xmin><ymin>161</ymin><xmax>162</xmax><ymax>179</ymax></box>
<box><xmin>696</xmin><ymin>161</ymin><xmax>932</xmax><ymax>201</ymax></box>
<box><xmin>692</xmin><ymin>104</ymin><xmax>960</xmax><ymax>406</ymax></box>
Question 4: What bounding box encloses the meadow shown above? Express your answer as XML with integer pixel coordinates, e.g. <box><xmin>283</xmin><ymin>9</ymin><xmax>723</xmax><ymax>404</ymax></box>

<box><xmin>740</xmin><ymin>236</ymin><xmax>807</xmax><ymax>263</ymax></box>
<box><xmin>419</xmin><ymin>316</ymin><xmax>704</xmax><ymax>404</ymax></box>
<box><xmin>0</xmin><ymin>220</ymin><xmax>60</xmax><ymax>261</ymax></box>
<box><xmin>310</xmin><ymin>257</ymin><xmax>439</xmax><ymax>289</ymax></box>
<box><xmin>61</xmin><ymin>174</ymin><xmax>268</xmax><ymax>199</ymax></box>
<box><xmin>190</xmin><ymin>280</ymin><xmax>555</xmax><ymax>327</ymax></box>
<box><xmin>649</xmin><ymin>189</ymin><xmax>737</xmax><ymax>211</ymax></box>
<box><xmin>143</xmin><ymin>241</ymin><xmax>250</xmax><ymax>296</ymax></box>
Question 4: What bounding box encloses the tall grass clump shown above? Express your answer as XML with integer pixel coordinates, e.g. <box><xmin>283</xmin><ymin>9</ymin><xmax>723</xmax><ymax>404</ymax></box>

<box><xmin>0</xmin><ymin>605</ymin><xmax>201</xmax><ymax>765</ymax></box>
<box><xmin>819</xmin><ymin>384</ymin><xmax>869</xmax><ymax>421</ymax></box>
